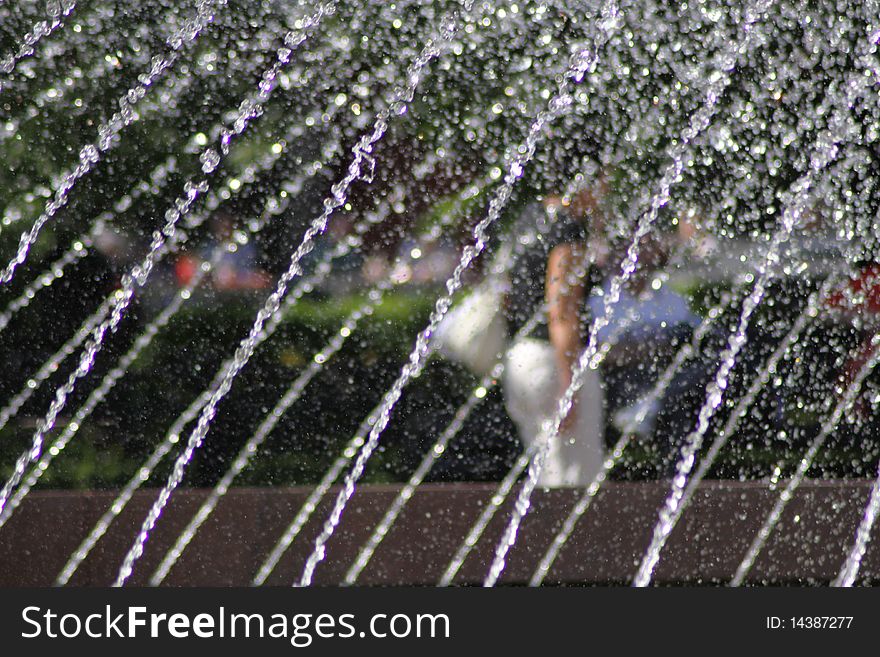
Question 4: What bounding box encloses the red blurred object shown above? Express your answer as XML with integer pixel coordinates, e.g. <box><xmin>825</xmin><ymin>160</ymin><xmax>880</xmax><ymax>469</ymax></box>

<box><xmin>825</xmin><ymin>263</ymin><xmax>880</xmax><ymax>420</ymax></box>
<box><xmin>826</xmin><ymin>263</ymin><xmax>880</xmax><ymax>314</ymax></box>
<box><xmin>175</xmin><ymin>255</ymin><xmax>198</xmax><ymax>286</ymax></box>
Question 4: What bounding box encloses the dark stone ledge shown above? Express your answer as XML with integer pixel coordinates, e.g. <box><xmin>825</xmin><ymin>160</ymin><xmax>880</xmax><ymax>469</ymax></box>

<box><xmin>0</xmin><ymin>481</ymin><xmax>876</xmax><ymax>586</ymax></box>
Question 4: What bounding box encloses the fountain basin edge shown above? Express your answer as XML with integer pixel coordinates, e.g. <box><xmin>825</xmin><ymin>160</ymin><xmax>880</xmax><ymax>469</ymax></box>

<box><xmin>0</xmin><ymin>481</ymin><xmax>875</xmax><ymax>586</ymax></box>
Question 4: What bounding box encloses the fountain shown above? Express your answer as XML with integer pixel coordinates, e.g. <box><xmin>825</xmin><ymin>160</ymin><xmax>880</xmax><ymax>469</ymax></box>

<box><xmin>1</xmin><ymin>0</ymin><xmax>880</xmax><ymax>587</ymax></box>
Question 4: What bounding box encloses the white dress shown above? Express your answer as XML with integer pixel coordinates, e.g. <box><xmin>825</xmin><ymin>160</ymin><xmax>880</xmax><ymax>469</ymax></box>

<box><xmin>502</xmin><ymin>336</ymin><xmax>606</xmax><ymax>487</ymax></box>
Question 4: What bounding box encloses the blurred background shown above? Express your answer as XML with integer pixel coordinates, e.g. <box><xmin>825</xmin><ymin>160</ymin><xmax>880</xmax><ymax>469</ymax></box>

<box><xmin>1</xmin><ymin>0</ymin><xmax>879</xmax><ymax>494</ymax></box>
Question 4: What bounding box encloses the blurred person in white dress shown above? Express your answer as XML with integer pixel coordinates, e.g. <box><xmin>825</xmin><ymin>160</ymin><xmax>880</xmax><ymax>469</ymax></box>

<box><xmin>502</xmin><ymin>185</ymin><xmax>610</xmax><ymax>487</ymax></box>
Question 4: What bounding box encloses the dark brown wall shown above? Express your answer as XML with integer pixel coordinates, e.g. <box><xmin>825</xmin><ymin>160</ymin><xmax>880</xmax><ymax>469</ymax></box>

<box><xmin>0</xmin><ymin>481</ymin><xmax>876</xmax><ymax>586</ymax></box>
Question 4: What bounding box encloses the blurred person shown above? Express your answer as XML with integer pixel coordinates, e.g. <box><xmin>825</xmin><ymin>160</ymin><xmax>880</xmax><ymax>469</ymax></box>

<box><xmin>411</xmin><ymin>236</ymin><xmax>458</xmax><ymax>285</ymax></box>
<box><xmin>824</xmin><ymin>260</ymin><xmax>880</xmax><ymax>421</ymax></box>
<box><xmin>592</xmin><ymin>234</ymin><xmax>700</xmax><ymax>436</ymax></box>
<box><xmin>502</xmin><ymin>183</ymin><xmax>610</xmax><ymax>487</ymax></box>
<box><xmin>297</xmin><ymin>214</ymin><xmax>367</xmax><ymax>296</ymax></box>
<box><xmin>175</xmin><ymin>211</ymin><xmax>272</xmax><ymax>291</ymax></box>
